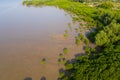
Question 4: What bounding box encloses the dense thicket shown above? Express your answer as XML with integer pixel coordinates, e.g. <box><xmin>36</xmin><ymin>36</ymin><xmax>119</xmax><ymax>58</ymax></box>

<box><xmin>97</xmin><ymin>1</ymin><xmax>114</xmax><ymax>9</ymax></box>
<box><xmin>62</xmin><ymin>41</ymin><xmax>120</xmax><ymax>80</ymax></box>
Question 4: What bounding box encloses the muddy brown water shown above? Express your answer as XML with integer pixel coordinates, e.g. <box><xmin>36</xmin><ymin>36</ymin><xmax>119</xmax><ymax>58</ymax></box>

<box><xmin>0</xmin><ymin>1</ymin><xmax>85</xmax><ymax>80</ymax></box>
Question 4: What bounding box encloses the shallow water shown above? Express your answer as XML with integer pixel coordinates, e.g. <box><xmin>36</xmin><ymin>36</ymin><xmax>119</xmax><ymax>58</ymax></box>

<box><xmin>0</xmin><ymin>0</ymin><xmax>84</xmax><ymax>80</ymax></box>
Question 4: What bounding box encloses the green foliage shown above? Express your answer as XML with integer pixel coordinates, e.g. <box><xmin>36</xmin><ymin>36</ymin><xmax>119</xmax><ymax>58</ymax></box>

<box><xmin>85</xmin><ymin>46</ymin><xmax>96</xmax><ymax>54</ymax></box>
<box><xmin>75</xmin><ymin>36</ymin><xmax>81</xmax><ymax>46</ymax></box>
<box><xmin>63</xmin><ymin>58</ymin><xmax>67</xmax><ymax>64</ymax></box>
<box><xmin>85</xmin><ymin>46</ymin><xmax>91</xmax><ymax>54</ymax></box>
<box><xmin>75</xmin><ymin>28</ymin><xmax>79</xmax><ymax>33</ymax></box>
<box><xmin>65</xmin><ymin>30</ymin><xmax>68</xmax><ymax>33</ymax></box>
<box><xmin>72</xmin><ymin>16</ymin><xmax>79</xmax><ymax>22</ymax></box>
<box><xmin>115</xmin><ymin>12</ymin><xmax>120</xmax><ymax>23</ymax></box>
<box><xmin>78</xmin><ymin>33</ymin><xmax>85</xmax><ymax>41</ymax></box>
<box><xmin>58</xmin><ymin>59</ymin><xmax>63</xmax><ymax>64</ymax></box>
<box><xmin>95</xmin><ymin>31</ymin><xmax>109</xmax><ymax>46</ymax></box>
<box><xmin>64</xmin><ymin>30</ymin><xmax>69</xmax><ymax>38</ymax></box>
<box><xmin>59</xmin><ymin>53</ymin><xmax>65</xmax><ymax>59</ymax></box>
<box><xmin>62</xmin><ymin>41</ymin><xmax>120</xmax><ymax>80</ymax></box>
<box><xmin>65</xmin><ymin>63</ymin><xmax>73</xmax><ymax>70</ymax></box>
<box><xmin>58</xmin><ymin>53</ymin><xmax>66</xmax><ymax>64</ymax></box>
<box><xmin>87</xmin><ymin>31</ymin><xmax>96</xmax><ymax>42</ymax></box>
<box><xmin>40</xmin><ymin>58</ymin><xmax>46</xmax><ymax>65</ymax></box>
<box><xmin>58</xmin><ymin>58</ymin><xmax>67</xmax><ymax>64</ymax></box>
<box><xmin>63</xmin><ymin>48</ymin><xmax>69</xmax><ymax>54</ymax></box>
<box><xmin>95</xmin><ymin>21</ymin><xmax>120</xmax><ymax>46</ymax></box>
<box><xmin>90</xmin><ymin>47</ymin><xmax>95</xmax><ymax>53</ymax></box>
<box><xmin>96</xmin><ymin>10</ymin><xmax>115</xmax><ymax>26</ymax></box>
<box><xmin>68</xmin><ymin>22</ymin><xmax>72</xmax><ymax>31</ymax></box>
<box><xmin>64</xmin><ymin>33</ymin><xmax>69</xmax><ymax>38</ymax></box>
<box><xmin>98</xmin><ymin>1</ymin><xmax>114</xmax><ymax>9</ymax></box>
<box><xmin>59</xmin><ymin>72</ymin><xmax>65</xmax><ymax>78</ymax></box>
<box><xmin>84</xmin><ymin>38</ymin><xmax>89</xmax><ymax>45</ymax></box>
<box><xmin>75</xmin><ymin>33</ymin><xmax>88</xmax><ymax>46</ymax></box>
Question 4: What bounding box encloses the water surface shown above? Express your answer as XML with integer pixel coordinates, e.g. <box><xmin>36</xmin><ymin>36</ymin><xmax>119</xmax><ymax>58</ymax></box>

<box><xmin>0</xmin><ymin>0</ymin><xmax>84</xmax><ymax>80</ymax></box>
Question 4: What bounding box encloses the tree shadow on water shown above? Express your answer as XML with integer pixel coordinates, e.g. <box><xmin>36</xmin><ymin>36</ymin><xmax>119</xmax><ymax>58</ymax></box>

<box><xmin>24</xmin><ymin>77</ymin><xmax>32</xmax><ymax>80</ymax></box>
<box><xmin>40</xmin><ymin>76</ymin><xmax>46</xmax><ymax>80</ymax></box>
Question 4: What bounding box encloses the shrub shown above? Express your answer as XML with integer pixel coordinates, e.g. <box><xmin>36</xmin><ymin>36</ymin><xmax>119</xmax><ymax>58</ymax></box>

<box><xmin>75</xmin><ymin>28</ymin><xmax>79</xmax><ymax>33</ymax></box>
<box><xmin>65</xmin><ymin>63</ymin><xmax>73</xmax><ymax>70</ymax></box>
<box><xmin>75</xmin><ymin>37</ymin><xmax>81</xmax><ymax>46</ymax></box>
<box><xmin>64</xmin><ymin>33</ymin><xmax>69</xmax><ymax>38</ymax></box>
<box><xmin>63</xmin><ymin>48</ymin><xmax>69</xmax><ymax>54</ymax></box>
<box><xmin>84</xmin><ymin>38</ymin><xmax>89</xmax><ymax>46</ymax></box>
<box><xmin>40</xmin><ymin>58</ymin><xmax>46</xmax><ymax>65</ymax></box>
<box><xmin>98</xmin><ymin>1</ymin><xmax>114</xmax><ymax>9</ymax></box>
<box><xmin>59</xmin><ymin>72</ymin><xmax>65</xmax><ymax>78</ymax></box>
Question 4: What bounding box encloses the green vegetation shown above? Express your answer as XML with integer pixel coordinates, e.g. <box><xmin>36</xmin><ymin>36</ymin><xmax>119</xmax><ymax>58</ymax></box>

<box><xmin>95</xmin><ymin>30</ymin><xmax>109</xmax><ymax>46</ymax></box>
<box><xmin>85</xmin><ymin>46</ymin><xmax>95</xmax><ymax>54</ymax></box>
<box><xmin>64</xmin><ymin>30</ymin><xmax>69</xmax><ymax>38</ymax></box>
<box><xmin>64</xmin><ymin>33</ymin><xmax>69</xmax><ymax>38</ymax></box>
<box><xmin>23</xmin><ymin>0</ymin><xmax>120</xmax><ymax>80</ymax></box>
<box><xmin>95</xmin><ymin>21</ymin><xmax>120</xmax><ymax>46</ymax></box>
<box><xmin>58</xmin><ymin>59</ymin><xmax>63</xmax><ymax>64</ymax></box>
<box><xmin>58</xmin><ymin>53</ymin><xmax>67</xmax><ymax>64</ymax></box>
<box><xmin>75</xmin><ymin>33</ymin><xmax>90</xmax><ymax>46</ymax></box>
<box><xmin>65</xmin><ymin>63</ymin><xmax>73</xmax><ymax>70</ymax></box>
<box><xmin>84</xmin><ymin>38</ymin><xmax>89</xmax><ymax>46</ymax></box>
<box><xmin>59</xmin><ymin>72</ymin><xmax>65</xmax><ymax>78</ymax></box>
<box><xmin>75</xmin><ymin>36</ymin><xmax>81</xmax><ymax>46</ymax></box>
<box><xmin>97</xmin><ymin>1</ymin><xmax>114</xmax><ymax>9</ymax></box>
<box><xmin>63</xmin><ymin>58</ymin><xmax>67</xmax><ymax>64</ymax></box>
<box><xmin>68</xmin><ymin>22</ymin><xmax>72</xmax><ymax>31</ymax></box>
<box><xmin>61</xmin><ymin>41</ymin><xmax>120</xmax><ymax>80</ymax></box>
<box><xmin>75</xmin><ymin>28</ymin><xmax>79</xmax><ymax>33</ymax></box>
<box><xmin>63</xmin><ymin>48</ymin><xmax>69</xmax><ymax>54</ymax></box>
<box><xmin>40</xmin><ymin>58</ymin><xmax>46</xmax><ymax>65</ymax></box>
<box><xmin>58</xmin><ymin>58</ymin><xmax>67</xmax><ymax>64</ymax></box>
<box><xmin>79</xmin><ymin>33</ymin><xmax>85</xmax><ymax>41</ymax></box>
<box><xmin>65</xmin><ymin>30</ymin><xmax>68</xmax><ymax>33</ymax></box>
<box><xmin>59</xmin><ymin>53</ymin><xmax>65</xmax><ymax>59</ymax></box>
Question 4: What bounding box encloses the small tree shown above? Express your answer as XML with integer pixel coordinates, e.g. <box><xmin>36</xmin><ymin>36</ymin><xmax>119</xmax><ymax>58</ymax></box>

<box><xmin>85</xmin><ymin>46</ymin><xmax>91</xmax><ymax>54</ymax></box>
<box><xmin>63</xmin><ymin>48</ymin><xmax>69</xmax><ymax>54</ymax></box>
<box><xmin>64</xmin><ymin>33</ymin><xmax>69</xmax><ymax>38</ymax></box>
<box><xmin>65</xmin><ymin>63</ymin><xmax>73</xmax><ymax>70</ymax></box>
<box><xmin>84</xmin><ymin>38</ymin><xmax>90</xmax><ymax>46</ymax></box>
<box><xmin>63</xmin><ymin>58</ymin><xmax>67</xmax><ymax>64</ymax></box>
<box><xmin>75</xmin><ymin>28</ymin><xmax>79</xmax><ymax>33</ymax></box>
<box><xmin>68</xmin><ymin>22</ymin><xmax>72</xmax><ymax>31</ymax></box>
<box><xmin>75</xmin><ymin>37</ymin><xmax>81</xmax><ymax>46</ymax></box>
<box><xmin>58</xmin><ymin>59</ymin><xmax>62</xmax><ymax>64</ymax></box>
<box><xmin>65</xmin><ymin>30</ymin><xmax>68</xmax><ymax>33</ymax></box>
<box><xmin>98</xmin><ymin>1</ymin><xmax>114</xmax><ymax>9</ymax></box>
<box><xmin>95</xmin><ymin>31</ymin><xmax>109</xmax><ymax>46</ymax></box>
<box><xmin>59</xmin><ymin>53</ymin><xmax>64</xmax><ymax>59</ymax></box>
<box><xmin>40</xmin><ymin>58</ymin><xmax>46</xmax><ymax>65</ymax></box>
<box><xmin>59</xmin><ymin>72</ymin><xmax>65</xmax><ymax>78</ymax></box>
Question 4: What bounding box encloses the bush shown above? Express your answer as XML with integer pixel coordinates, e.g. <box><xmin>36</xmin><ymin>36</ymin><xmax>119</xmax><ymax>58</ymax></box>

<box><xmin>75</xmin><ymin>37</ymin><xmax>81</xmax><ymax>46</ymax></box>
<box><xmin>84</xmin><ymin>38</ymin><xmax>89</xmax><ymax>45</ymax></box>
<box><xmin>63</xmin><ymin>48</ymin><xmax>69</xmax><ymax>54</ymax></box>
<box><xmin>98</xmin><ymin>1</ymin><xmax>114</xmax><ymax>9</ymax></box>
<box><xmin>59</xmin><ymin>72</ymin><xmax>65</xmax><ymax>78</ymax></box>
<box><xmin>65</xmin><ymin>63</ymin><xmax>73</xmax><ymax>70</ymax></box>
<box><xmin>40</xmin><ymin>58</ymin><xmax>46</xmax><ymax>65</ymax></box>
<box><xmin>75</xmin><ymin>28</ymin><xmax>79</xmax><ymax>33</ymax></box>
